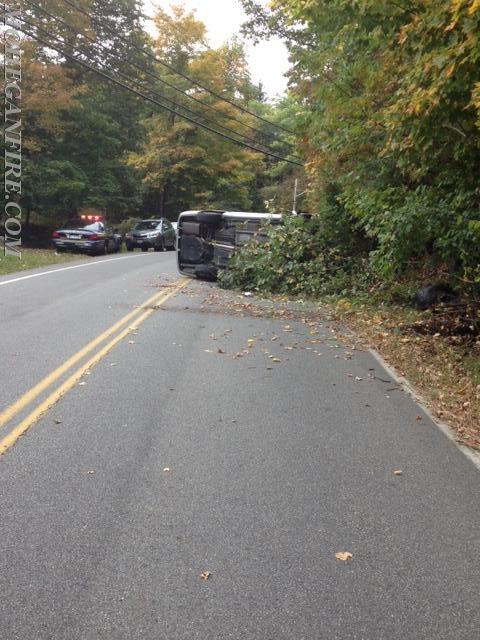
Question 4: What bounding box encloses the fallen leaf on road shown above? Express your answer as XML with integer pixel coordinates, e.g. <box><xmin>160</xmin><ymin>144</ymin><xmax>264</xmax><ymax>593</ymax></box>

<box><xmin>128</xmin><ymin>340</ymin><xmax>135</xmax><ymax>345</ymax></box>
<box><xmin>272</xmin><ymin>358</ymin><xmax>281</xmax><ymax>363</ymax></box>
<box><xmin>54</xmin><ymin>419</ymin><xmax>62</xmax><ymax>424</ymax></box>
<box><xmin>204</xmin><ymin>349</ymin><xmax>214</xmax><ymax>353</ymax></box>
<box><xmin>415</xmin><ymin>415</ymin><xmax>422</xmax><ymax>421</ymax></box>
<box><xmin>78</xmin><ymin>382</ymin><xmax>87</xmax><ymax>386</ymax></box>
<box><xmin>393</xmin><ymin>469</ymin><xmax>403</xmax><ymax>476</ymax></box>
<box><xmin>335</xmin><ymin>552</ymin><xmax>353</xmax><ymax>561</ymax></box>
<box><xmin>200</xmin><ymin>571</ymin><xmax>212</xmax><ymax>580</ymax></box>
<box><xmin>86</xmin><ymin>470</ymin><xmax>95</xmax><ymax>475</ymax></box>
<box><xmin>163</xmin><ymin>467</ymin><xmax>171</xmax><ymax>472</ymax></box>
<box><xmin>217</xmin><ymin>348</ymin><xmax>225</xmax><ymax>354</ymax></box>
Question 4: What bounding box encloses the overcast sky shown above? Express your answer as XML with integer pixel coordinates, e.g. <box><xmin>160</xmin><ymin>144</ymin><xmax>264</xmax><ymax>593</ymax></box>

<box><xmin>143</xmin><ymin>0</ymin><xmax>290</xmax><ymax>98</ymax></box>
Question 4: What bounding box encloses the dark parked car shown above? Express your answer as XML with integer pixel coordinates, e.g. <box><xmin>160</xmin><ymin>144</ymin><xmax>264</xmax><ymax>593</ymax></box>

<box><xmin>52</xmin><ymin>215</ymin><xmax>122</xmax><ymax>255</ymax></box>
<box><xmin>125</xmin><ymin>219</ymin><xmax>176</xmax><ymax>252</ymax></box>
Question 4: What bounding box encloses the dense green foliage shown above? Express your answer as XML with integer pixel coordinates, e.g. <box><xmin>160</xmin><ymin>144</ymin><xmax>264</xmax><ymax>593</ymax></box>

<box><xmin>219</xmin><ymin>215</ymin><xmax>372</xmax><ymax>296</ymax></box>
<box><xmin>237</xmin><ymin>0</ymin><xmax>480</xmax><ymax>292</ymax></box>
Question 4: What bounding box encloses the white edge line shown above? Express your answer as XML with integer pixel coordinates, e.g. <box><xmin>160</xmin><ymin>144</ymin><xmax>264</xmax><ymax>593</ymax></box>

<box><xmin>368</xmin><ymin>347</ymin><xmax>480</xmax><ymax>472</ymax></box>
<box><xmin>0</xmin><ymin>254</ymin><xmax>155</xmax><ymax>287</ymax></box>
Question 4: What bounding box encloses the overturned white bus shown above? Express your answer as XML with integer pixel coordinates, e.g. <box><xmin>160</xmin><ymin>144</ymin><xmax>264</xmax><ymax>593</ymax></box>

<box><xmin>176</xmin><ymin>210</ymin><xmax>282</xmax><ymax>281</ymax></box>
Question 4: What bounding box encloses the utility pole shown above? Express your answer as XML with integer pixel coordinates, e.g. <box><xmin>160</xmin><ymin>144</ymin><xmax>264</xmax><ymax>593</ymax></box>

<box><xmin>292</xmin><ymin>178</ymin><xmax>307</xmax><ymax>215</ymax></box>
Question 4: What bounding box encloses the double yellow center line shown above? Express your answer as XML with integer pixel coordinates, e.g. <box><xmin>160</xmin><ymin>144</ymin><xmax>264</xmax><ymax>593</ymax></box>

<box><xmin>0</xmin><ymin>278</ymin><xmax>188</xmax><ymax>456</ymax></box>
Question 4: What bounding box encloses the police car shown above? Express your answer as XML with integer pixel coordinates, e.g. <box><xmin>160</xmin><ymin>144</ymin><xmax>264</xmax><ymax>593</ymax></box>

<box><xmin>52</xmin><ymin>215</ymin><xmax>122</xmax><ymax>255</ymax></box>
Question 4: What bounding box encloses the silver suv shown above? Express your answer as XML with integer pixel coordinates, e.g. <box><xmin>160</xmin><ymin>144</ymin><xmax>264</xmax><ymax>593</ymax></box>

<box><xmin>125</xmin><ymin>219</ymin><xmax>176</xmax><ymax>252</ymax></box>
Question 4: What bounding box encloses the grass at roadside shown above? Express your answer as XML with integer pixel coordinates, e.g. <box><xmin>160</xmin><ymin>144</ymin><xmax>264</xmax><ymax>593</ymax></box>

<box><xmin>0</xmin><ymin>248</ymin><xmax>84</xmax><ymax>277</ymax></box>
<box><xmin>329</xmin><ymin>298</ymin><xmax>480</xmax><ymax>450</ymax></box>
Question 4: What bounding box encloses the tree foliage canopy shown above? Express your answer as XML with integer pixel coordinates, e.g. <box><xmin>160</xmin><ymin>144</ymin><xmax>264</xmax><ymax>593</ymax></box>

<box><xmin>239</xmin><ymin>0</ymin><xmax>480</xmax><ymax>288</ymax></box>
<box><xmin>19</xmin><ymin>0</ymin><xmax>288</xmax><ymax>226</ymax></box>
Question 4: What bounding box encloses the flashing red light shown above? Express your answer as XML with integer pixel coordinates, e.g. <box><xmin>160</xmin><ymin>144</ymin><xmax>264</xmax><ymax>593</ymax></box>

<box><xmin>52</xmin><ymin>231</ymin><xmax>59</xmax><ymax>238</ymax></box>
<box><xmin>80</xmin><ymin>214</ymin><xmax>103</xmax><ymax>221</ymax></box>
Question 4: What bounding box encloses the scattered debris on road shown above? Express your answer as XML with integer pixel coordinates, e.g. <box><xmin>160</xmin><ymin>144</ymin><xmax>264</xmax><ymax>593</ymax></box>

<box><xmin>199</xmin><ymin>571</ymin><xmax>212</xmax><ymax>580</ymax></box>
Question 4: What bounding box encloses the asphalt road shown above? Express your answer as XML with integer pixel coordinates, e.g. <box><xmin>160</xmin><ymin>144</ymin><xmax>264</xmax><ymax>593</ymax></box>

<box><xmin>0</xmin><ymin>252</ymin><xmax>479</xmax><ymax>640</ymax></box>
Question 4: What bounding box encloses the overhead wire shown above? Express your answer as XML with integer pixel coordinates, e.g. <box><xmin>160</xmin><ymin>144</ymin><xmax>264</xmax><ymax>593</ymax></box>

<box><xmin>23</xmin><ymin>0</ymin><xmax>295</xmax><ymax>152</ymax></box>
<box><xmin>17</xmin><ymin>18</ymin><xmax>304</xmax><ymax>166</ymax></box>
<box><xmin>60</xmin><ymin>0</ymin><xmax>296</xmax><ymax>136</ymax></box>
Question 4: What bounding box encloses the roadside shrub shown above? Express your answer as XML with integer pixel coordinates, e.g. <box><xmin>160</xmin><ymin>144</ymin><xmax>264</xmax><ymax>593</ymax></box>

<box><xmin>219</xmin><ymin>215</ymin><xmax>372</xmax><ymax>297</ymax></box>
<box><xmin>341</xmin><ymin>185</ymin><xmax>480</xmax><ymax>286</ymax></box>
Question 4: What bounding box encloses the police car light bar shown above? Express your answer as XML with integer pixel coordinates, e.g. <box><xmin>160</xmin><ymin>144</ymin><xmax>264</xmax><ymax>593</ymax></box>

<box><xmin>80</xmin><ymin>215</ymin><xmax>103</xmax><ymax>221</ymax></box>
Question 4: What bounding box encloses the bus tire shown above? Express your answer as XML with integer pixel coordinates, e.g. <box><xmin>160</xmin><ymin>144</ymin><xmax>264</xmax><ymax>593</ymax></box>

<box><xmin>196</xmin><ymin>212</ymin><xmax>223</xmax><ymax>226</ymax></box>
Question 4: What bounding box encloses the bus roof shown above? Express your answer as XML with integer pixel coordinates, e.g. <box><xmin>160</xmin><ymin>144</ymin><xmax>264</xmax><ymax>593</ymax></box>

<box><xmin>178</xmin><ymin>210</ymin><xmax>282</xmax><ymax>220</ymax></box>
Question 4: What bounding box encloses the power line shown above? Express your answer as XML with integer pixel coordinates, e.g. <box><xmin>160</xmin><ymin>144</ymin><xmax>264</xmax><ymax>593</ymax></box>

<box><xmin>18</xmin><ymin>20</ymin><xmax>303</xmax><ymax>166</ymax></box>
<box><xmin>59</xmin><ymin>0</ymin><xmax>296</xmax><ymax>136</ymax></box>
<box><xmin>21</xmin><ymin>12</ymin><xmax>301</xmax><ymax>160</ymax></box>
<box><xmin>24</xmin><ymin>0</ymin><xmax>288</xmax><ymax>145</ymax></box>
<box><xmin>23</xmin><ymin>0</ymin><xmax>294</xmax><ymax>153</ymax></box>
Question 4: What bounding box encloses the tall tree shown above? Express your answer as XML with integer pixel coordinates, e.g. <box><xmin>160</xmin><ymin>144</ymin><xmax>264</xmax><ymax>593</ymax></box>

<box><xmin>20</xmin><ymin>0</ymin><xmax>150</xmax><ymax>223</ymax></box>
<box><xmin>128</xmin><ymin>4</ymin><xmax>265</xmax><ymax>217</ymax></box>
<box><xmin>242</xmin><ymin>0</ymin><xmax>480</xmax><ymax>282</ymax></box>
